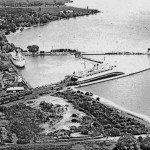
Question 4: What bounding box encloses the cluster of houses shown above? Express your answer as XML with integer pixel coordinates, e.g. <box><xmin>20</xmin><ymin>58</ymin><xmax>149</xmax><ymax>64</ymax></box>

<box><xmin>1</xmin><ymin>66</ymin><xmax>24</xmax><ymax>93</ymax></box>
<box><xmin>0</xmin><ymin>60</ymin><xmax>32</xmax><ymax>104</ymax></box>
<box><xmin>0</xmin><ymin>58</ymin><xmax>26</xmax><ymax>95</ymax></box>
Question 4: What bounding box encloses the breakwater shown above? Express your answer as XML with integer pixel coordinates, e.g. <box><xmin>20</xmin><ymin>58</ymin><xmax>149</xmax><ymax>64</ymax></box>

<box><xmin>75</xmin><ymin>66</ymin><xmax>150</xmax><ymax>87</ymax></box>
<box><xmin>83</xmin><ymin>57</ymin><xmax>103</xmax><ymax>63</ymax></box>
<box><xmin>82</xmin><ymin>52</ymin><xmax>150</xmax><ymax>55</ymax></box>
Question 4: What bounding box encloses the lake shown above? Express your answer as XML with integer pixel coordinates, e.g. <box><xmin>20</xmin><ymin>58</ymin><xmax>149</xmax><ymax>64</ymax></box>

<box><xmin>7</xmin><ymin>0</ymin><xmax>150</xmax><ymax>118</ymax></box>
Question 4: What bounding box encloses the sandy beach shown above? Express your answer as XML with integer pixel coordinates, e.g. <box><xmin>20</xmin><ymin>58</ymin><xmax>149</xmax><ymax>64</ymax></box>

<box><xmin>72</xmin><ymin>87</ymin><xmax>150</xmax><ymax>124</ymax></box>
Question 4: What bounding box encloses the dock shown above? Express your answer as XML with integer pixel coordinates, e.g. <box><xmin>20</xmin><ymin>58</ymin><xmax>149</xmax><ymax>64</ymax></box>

<box><xmin>8</xmin><ymin>57</ymin><xmax>32</xmax><ymax>90</ymax></box>
<box><xmin>82</xmin><ymin>52</ymin><xmax>149</xmax><ymax>55</ymax></box>
<box><xmin>83</xmin><ymin>57</ymin><xmax>103</xmax><ymax>64</ymax></box>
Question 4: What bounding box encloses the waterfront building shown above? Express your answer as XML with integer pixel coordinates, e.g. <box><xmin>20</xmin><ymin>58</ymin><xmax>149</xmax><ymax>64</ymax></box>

<box><xmin>6</xmin><ymin>87</ymin><xmax>24</xmax><ymax>93</ymax></box>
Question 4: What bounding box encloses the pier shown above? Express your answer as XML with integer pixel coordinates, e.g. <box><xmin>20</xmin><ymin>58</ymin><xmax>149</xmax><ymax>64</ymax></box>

<box><xmin>83</xmin><ymin>57</ymin><xmax>103</xmax><ymax>63</ymax></box>
<box><xmin>8</xmin><ymin>57</ymin><xmax>32</xmax><ymax>90</ymax></box>
<box><xmin>82</xmin><ymin>51</ymin><xmax>150</xmax><ymax>55</ymax></box>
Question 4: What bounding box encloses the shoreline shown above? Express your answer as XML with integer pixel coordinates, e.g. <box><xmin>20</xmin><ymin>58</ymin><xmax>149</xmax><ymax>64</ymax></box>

<box><xmin>1</xmin><ymin>3</ymin><xmax>150</xmax><ymax>145</ymax></box>
<box><xmin>76</xmin><ymin>65</ymin><xmax>150</xmax><ymax>87</ymax></box>
<box><xmin>6</xmin><ymin>16</ymin><xmax>150</xmax><ymax>125</ymax></box>
<box><xmin>5</xmin><ymin>5</ymin><xmax>100</xmax><ymax>44</ymax></box>
<box><xmin>72</xmin><ymin>87</ymin><xmax>150</xmax><ymax>124</ymax></box>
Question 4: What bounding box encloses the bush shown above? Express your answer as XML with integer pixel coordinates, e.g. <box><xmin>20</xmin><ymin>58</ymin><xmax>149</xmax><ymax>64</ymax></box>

<box><xmin>81</xmin><ymin>129</ymin><xmax>88</xmax><ymax>135</ymax></box>
<box><xmin>27</xmin><ymin>45</ymin><xmax>39</xmax><ymax>53</ymax></box>
<box><xmin>110</xmin><ymin>128</ymin><xmax>120</xmax><ymax>136</ymax></box>
<box><xmin>115</xmin><ymin>134</ymin><xmax>140</xmax><ymax>150</ymax></box>
<box><xmin>138</xmin><ymin>136</ymin><xmax>143</xmax><ymax>143</ymax></box>
<box><xmin>89</xmin><ymin>92</ymin><xmax>93</xmax><ymax>96</ymax></box>
<box><xmin>85</xmin><ymin>92</ymin><xmax>89</xmax><ymax>96</ymax></box>
<box><xmin>72</xmin><ymin>114</ymin><xmax>78</xmax><ymax>118</ymax></box>
<box><xmin>0</xmin><ymin>106</ymin><xmax>7</xmax><ymax>112</ymax></box>
<box><xmin>140</xmin><ymin>136</ymin><xmax>150</xmax><ymax>150</ymax></box>
<box><xmin>96</xmin><ymin>97</ymin><xmax>100</xmax><ymax>101</ymax></box>
<box><xmin>17</xmin><ymin>139</ymin><xmax>30</xmax><ymax>144</ymax></box>
<box><xmin>72</xmin><ymin>119</ymin><xmax>79</xmax><ymax>123</ymax></box>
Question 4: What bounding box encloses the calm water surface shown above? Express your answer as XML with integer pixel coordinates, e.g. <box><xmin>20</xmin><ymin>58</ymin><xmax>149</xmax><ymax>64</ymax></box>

<box><xmin>79</xmin><ymin>70</ymin><xmax>150</xmax><ymax>116</ymax></box>
<box><xmin>7</xmin><ymin>0</ymin><xmax>150</xmax><ymax>52</ymax></box>
<box><xmin>7</xmin><ymin>0</ymin><xmax>150</xmax><ymax>117</ymax></box>
<box><xmin>18</xmin><ymin>56</ymin><xmax>93</xmax><ymax>88</ymax></box>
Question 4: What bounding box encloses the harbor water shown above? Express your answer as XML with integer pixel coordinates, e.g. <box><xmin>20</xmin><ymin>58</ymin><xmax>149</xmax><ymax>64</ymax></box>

<box><xmin>18</xmin><ymin>55</ymin><xmax>93</xmax><ymax>88</ymax></box>
<box><xmin>7</xmin><ymin>0</ymin><xmax>150</xmax><ymax>117</ymax></box>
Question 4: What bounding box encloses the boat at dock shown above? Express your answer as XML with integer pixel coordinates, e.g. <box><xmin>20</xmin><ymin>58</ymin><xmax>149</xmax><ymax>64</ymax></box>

<box><xmin>10</xmin><ymin>51</ymin><xmax>25</xmax><ymax>68</ymax></box>
<box><xmin>71</xmin><ymin>61</ymin><xmax>124</xmax><ymax>85</ymax></box>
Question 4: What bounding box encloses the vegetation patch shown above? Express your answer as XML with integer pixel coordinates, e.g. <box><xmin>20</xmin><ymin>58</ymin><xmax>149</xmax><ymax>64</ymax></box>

<box><xmin>54</xmin><ymin>89</ymin><xmax>150</xmax><ymax>137</ymax></box>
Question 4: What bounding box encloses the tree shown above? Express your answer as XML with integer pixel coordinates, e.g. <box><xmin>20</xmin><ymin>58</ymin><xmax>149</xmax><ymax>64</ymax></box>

<box><xmin>8</xmin><ymin>23</ymin><xmax>16</xmax><ymax>33</ymax></box>
<box><xmin>0</xmin><ymin>106</ymin><xmax>7</xmax><ymax>112</ymax></box>
<box><xmin>81</xmin><ymin>129</ymin><xmax>88</xmax><ymax>135</ymax></box>
<box><xmin>71</xmin><ymin>144</ymin><xmax>85</xmax><ymax>150</ymax></box>
<box><xmin>5</xmin><ymin>132</ymin><xmax>13</xmax><ymax>143</ymax></box>
<box><xmin>110</xmin><ymin>128</ymin><xmax>120</xmax><ymax>137</ymax></box>
<box><xmin>27</xmin><ymin>45</ymin><xmax>39</xmax><ymax>54</ymax></box>
<box><xmin>0</xmin><ymin>128</ymin><xmax>4</xmax><ymax>145</ymax></box>
<box><xmin>140</xmin><ymin>136</ymin><xmax>150</xmax><ymax>150</ymax></box>
<box><xmin>137</xmin><ymin>136</ymin><xmax>143</xmax><ymax>143</ymax></box>
<box><xmin>115</xmin><ymin>134</ymin><xmax>140</xmax><ymax>150</ymax></box>
<box><xmin>0</xmin><ymin>41</ymin><xmax>5</xmax><ymax>50</ymax></box>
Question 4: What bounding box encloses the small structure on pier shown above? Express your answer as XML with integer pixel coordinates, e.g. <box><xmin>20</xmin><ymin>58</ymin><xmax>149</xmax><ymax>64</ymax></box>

<box><xmin>75</xmin><ymin>50</ymin><xmax>82</xmax><ymax>58</ymax></box>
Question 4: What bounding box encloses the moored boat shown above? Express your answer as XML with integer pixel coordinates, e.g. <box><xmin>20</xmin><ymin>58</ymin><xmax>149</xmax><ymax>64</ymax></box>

<box><xmin>10</xmin><ymin>51</ymin><xmax>25</xmax><ymax>68</ymax></box>
<box><xmin>71</xmin><ymin>61</ymin><xmax>124</xmax><ymax>85</ymax></box>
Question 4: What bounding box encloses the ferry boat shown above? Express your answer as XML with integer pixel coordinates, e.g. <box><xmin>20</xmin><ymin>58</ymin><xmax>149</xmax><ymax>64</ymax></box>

<box><xmin>10</xmin><ymin>51</ymin><xmax>25</xmax><ymax>68</ymax></box>
<box><xmin>71</xmin><ymin>61</ymin><xmax>124</xmax><ymax>85</ymax></box>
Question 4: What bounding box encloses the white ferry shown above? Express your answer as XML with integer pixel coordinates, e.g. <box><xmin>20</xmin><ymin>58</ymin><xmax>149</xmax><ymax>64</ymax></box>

<box><xmin>10</xmin><ymin>51</ymin><xmax>25</xmax><ymax>68</ymax></box>
<box><xmin>71</xmin><ymin>62</ymin><xmax>124</xmax><ymax>84</ymax></box>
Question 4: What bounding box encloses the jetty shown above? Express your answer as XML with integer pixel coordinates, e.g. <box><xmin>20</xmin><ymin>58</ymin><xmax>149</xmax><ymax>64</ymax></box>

<box><xmin>82</xmin><ymin>51</ymin><xmax>150</xmax><ymax>55</ymax></box>
<box><xmin>23</xmin><ymin>50</ymin><xmax>150</xmax><ymax>57</ymax></box>
<box><xmin>83</xmin><ymin>57</ymin><xmax>103</xmax><ymax>63</ymax></box>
